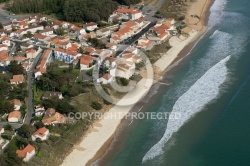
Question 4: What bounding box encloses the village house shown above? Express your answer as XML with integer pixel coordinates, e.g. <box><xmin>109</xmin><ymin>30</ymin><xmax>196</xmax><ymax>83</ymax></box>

<box><xmin>40</xmin><ymin>28</ymin><xmax>54</xmax><ymax>36</ymax></box>
<box><xmin>31</xmin><ymin>127</ymin><xmax>50</xmax><ymax>141</ymax></box>
<box><xmin>49</xmin><ymin>38</ymin><xmax>71</xmax><ymax>49</ymax></box>
<box><xmin>99</xmin><ymin>73</ymin><xmax>113</xmax><ymax>84</ymax></box>
<box><xmin>2</xmin><ymin>23</ymin><xmax>12</xmax><ymax>31</ymax></box>
<box><xmin>34</xmin><ymin>104</ymin><xmax>45</xmax><ymax>116</ymax></box>
<box><xmin>85</xmin><ymin>22</ymin><xmax>98</xmax><ymax>31</ymax></box>
<box><xmin>42</xmin><ymin>91</ymin><xmax>63</xmax><ymax>100</ymax></box>
<box><xmin>109</xmin><ymin>8</ymin><xmax>142</xmax><ymax>23</ymax></box>
<box><xmin>121</xmin><ymin>53</ymin><xmax>141</xmax><ymax>63</ymax></box>
<box><xmin>0</xmin><ymin>44</ymin><xmax>8</xmax><ymax>52</ymax></box>
<box><xmin>105</xmin><ymin>43</ymin><xmax>118</xmax><ymax>51</ymax></box>
<box><xmin>110</xmin><ymin>60</ymin><xmax>135</xmax><ymax>79</ymax></box>
<box><xmin>1</xmin><ymin>37</ymin><xmax>11</xmax><ymax>47</ymax></box>
<box><xmin>16</xmin><ymin>144</ymin><xmax>35</xmax><ymax>162</ymax></box>
<box><xmin>42</xmin><ymin>108</ymin><xmax>65</xmax><ymax>125</ymax></box>
<box><xmin>80</xmin><ymin>55</ymin><xmax>95</xmax><ymax>70</ymax></box>
<box><xmin>10</xmin><ymin>74</ymin><xmax>25</xmax><ymax>85</ymax></box>
<box><xmin>0</xmin><ymin>50</ymin><xmax>9</xmax><ymax>66</ymax></box>
<box><xmin>11</xmin><ymin>99</ymin><xmax>22</xmax><ymax>111</ymax></box>
<box><xmin>0</xmin><ymin>127</ymin><xmax>4</xmax><ymax>135</ymax></box>
<box><xmin>71</xmin><ymin>26</ymin><xmax>86</xmax><ymax>35</ymax></box>
<box><xmin>34</xmin><ymin>49</ymin><xmax>53</xmax><ymax>78</ymax></box>
<box><xmin>8</xmin><ymin>110</ymin><xmax>21</xmax><ymax>122</ymax></box>
<box><xmin>26</xmin><ymin>46</ymin><xmax>42</xmax><ymax>59</ymax></box>
<box><xmin>53</xmin><ymin>47</ymin><xmax>80</xmax><ymax>63</ymax></box>
<box><xmin>96</xmin><ymin>27</ymin><xmax>111</xmax><ymax>38</ymax></box>
<box><xmin>23</xmin><ymin>25</ymin><xmax>44</xmax><ymax>34</ymax></box>
<box><xmin>136</xmin><ymin>38</ymin><xmax>155</xmax><ymax>50</ymax></box>
<box><xmin>20</xmin><ymin>42</ymin><xmax>34</xmax><ymax>50</ymax></box>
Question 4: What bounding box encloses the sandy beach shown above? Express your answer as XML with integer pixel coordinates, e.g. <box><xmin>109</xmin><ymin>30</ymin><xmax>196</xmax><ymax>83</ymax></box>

<box><xmin>61</xmin><ymin>0</ymin><xmax>213</xmax><ymax>165</ymax></box>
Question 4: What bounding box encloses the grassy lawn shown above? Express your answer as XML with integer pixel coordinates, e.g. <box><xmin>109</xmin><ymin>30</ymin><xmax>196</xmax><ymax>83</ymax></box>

<box><xmin>158</xmin><ymin>0</ymin><xmax>187</xmax><ymax>18</ymax></box>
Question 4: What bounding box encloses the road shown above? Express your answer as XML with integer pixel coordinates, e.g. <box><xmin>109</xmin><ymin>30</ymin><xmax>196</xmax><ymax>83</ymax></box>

<box><xmin>23</xmin><ymin>52</ymin><xmax>42</xmax><ymax>124</ymax></box>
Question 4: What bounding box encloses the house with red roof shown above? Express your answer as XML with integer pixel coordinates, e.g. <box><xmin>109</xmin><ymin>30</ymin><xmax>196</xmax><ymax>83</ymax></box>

<box><xmin>0</xmin><ymin>44</ymin><xmax>8</xmax><ymax>52</ymax></box>
<box><xmin>1</xmin><ymin>37</ymin><xmax>10</xmax><ymax>47</ymax></box>
<box><xmin>53</xmin><ymin>47</ymin><xmax>80</xmax><ymax>63</ymax></box>
<box><xmin>80</xmin><ymin>55</ymin><xmax>95</xmax><ymax>70</ymax></box>
<box><xmin>26</xmin><ymin>46</ymin><xmax>42</xmax><ymax>59</ymax></box>
<box><xmin>8</xmin><ymin>110</ymin><xmax>21</xmax><ymax>122</ymax></box>
<box><xmin>10</xmin><ymin>74</ymin><xmax>25</xmax><ymax>85</ymax></box>
<box><xmin>32</xmin><ymin>127</ymin><xmax>50</xmax><ymax>141</ymax></box>
<box><xmin>99</xmin><ymin>73</ymin><xmax>113</xmax><ymax>84</ymax></box>
<box><xmin>11</xmin><ymin>99</ymin><xmax>22</xmax><ymax>111</ymax></box>
<box><xmin>16</xmin><ymin>144</ymin><xmax>35</xmax><ymax>162</ymax></box>
<box><xmin>136</xmin><ymin>38</ymin><xmax>155</xmax><ymax>50</ymax></box>
<box><xmin>34</xmin><ymin>49</ymin><xmax>53</xmax><ymax>78</ymax></box>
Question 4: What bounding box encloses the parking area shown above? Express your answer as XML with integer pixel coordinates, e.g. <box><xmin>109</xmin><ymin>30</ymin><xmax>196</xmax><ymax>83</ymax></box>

<box><xmin>0</xmin><ymin>6</ymin><xmax>29</xmax><ymax>23</ymax></box>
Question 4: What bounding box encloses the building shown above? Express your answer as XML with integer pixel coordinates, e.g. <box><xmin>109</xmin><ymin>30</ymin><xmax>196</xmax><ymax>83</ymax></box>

<box><xmin>0</xmin><ymin>127</ymin><xmax>4</xmax><ymax>134</ymax></box>
<box><xmin>26</xmin><ymin>46</ymin><xmax>42</xmax><ymax>59</ymax></box>
<box><xmin>10</xmin><ymin>74</ymin><xmax>25</xmax><ymax>85</ymax></box>
<box><xmin>34</xmin><ymin>49</ymin><xmax>53</xmax><ymax>78</ymax></box>
<box><xmin>99</xmin><ymin>74</ymin><xmax>113</xmax><ymax>84</ymax></box>
<box><xmin>110</xmin><ymin>61</ymin><xmax>135</xmax><ymax>79</ymax></box>
<box><xmin>8</xmin><ymin>110</ymin><xmax>21</xmax><ymax>122</ymax></box>
<box><xmin>40</xmin><ymin>28</ymin><xmax>54</xmax><ymax>36</ymax></box>
<box><xmin>34</xmin><ymin>104</ymin><xmax>45</xmax><ymax>116</ymax></box>
<box><xmin>85</xmin><ymin>22</ymin><xmax>98</xmax><ymax>31</ymax></box>
<box><xmin>1</xmin><ymin>37</ymin><xmax>11</xmax><ymax>47</ymax></box>
<box><xmin>80</xmin><ymin>55</ymin><xmax>95</xmax><ymax>71</ymax></box>
<box><xmin>136</xmin><ymin>38</ymin><xmax>155</xmax><ymax>50</ymax></box>
<box><xmin>16</xmin><ymin>144</ymin><xmax>35</xmax><ymax>162</ymax></box>
<box><xmin>31</xmin><ymin>127</ymin><xmax>50</xmax><ymax>141</ymax></box>
<box><xmin>0</xmin><ymin>44</ymin><xmax>8</xmax><ymax>52</ymax></box>
<box><xmin>109</xmin><ymin>8</ymin><xmax>142</xmax><ymax>23</ymax></box>
<box><xmin>42</xmin><ymin>108</ymin><xmax>65</xmax><ymax>125</ymax></box>
<box><xmin>11</xmin><ymin>99</ymin><xmax>22</xmax><ymax>111</ymax></box>
<box><xmin>41</xmin><ymin>91</ymin><xmax>63</xmax><ymax>100</ymax></box>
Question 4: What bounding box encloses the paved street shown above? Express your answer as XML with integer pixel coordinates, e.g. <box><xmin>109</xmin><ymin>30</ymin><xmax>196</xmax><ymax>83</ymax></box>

<box><xmin>23</xmin><ymin>53</ymin><xmax>42</xmax><ymax>124</ymax></box>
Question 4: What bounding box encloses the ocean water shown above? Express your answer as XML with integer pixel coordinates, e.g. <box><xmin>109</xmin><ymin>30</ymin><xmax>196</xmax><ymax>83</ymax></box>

<box><xmin>93</xmin><ymin>0</ymin><xmax>250</xmax><ymax>165</ymax></box>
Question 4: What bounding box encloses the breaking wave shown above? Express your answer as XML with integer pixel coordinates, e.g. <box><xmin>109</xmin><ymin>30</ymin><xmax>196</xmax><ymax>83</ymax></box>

<box><xmin>142</xmin><ymin>55</ymin><xmax>231</xmax><ymax>163</ymax></box>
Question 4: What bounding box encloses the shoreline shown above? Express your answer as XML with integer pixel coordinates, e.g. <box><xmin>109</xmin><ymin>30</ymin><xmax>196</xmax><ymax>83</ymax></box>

<box><xmin>61</xmin><ymin>0</ymin><xmax>214</xmax><ymax>165</ymax></box>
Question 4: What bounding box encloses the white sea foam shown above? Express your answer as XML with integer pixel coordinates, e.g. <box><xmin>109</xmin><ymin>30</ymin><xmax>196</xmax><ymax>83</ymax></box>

<box><xmin>208</xmin><ymin>0</ymin><xmax>227</xmax><ymax>27</ymax></box>
<box><xmin>142</xmin><ymin>55</ymin><xmax>231</xmax><ymax>163</ymax></box>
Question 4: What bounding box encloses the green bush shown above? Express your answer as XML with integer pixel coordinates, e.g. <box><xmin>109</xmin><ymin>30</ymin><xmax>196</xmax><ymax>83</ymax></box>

<box><xmin>91</xmin><ymin>101</ymin><xmax>102</xmax><ymax>110</ymax></box>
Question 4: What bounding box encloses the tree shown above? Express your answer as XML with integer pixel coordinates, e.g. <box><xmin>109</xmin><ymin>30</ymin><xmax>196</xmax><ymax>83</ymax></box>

<box><xmin>54</xmin><ymin>27</ymin><xmax>65</xmax><ymax>36</ymax></box>
<box><xmin>0</xmin><ymin>100</ymin><xmax>14</xmax><ymax>114</ymax></box>
<box><xmin>4</xmin><ymin>123</ymin><xmax>13</xmax><ymax>131</ymax></box>
<box><xmin>40</xmin><ymin>21</ymin><xmax>48</xmax><ymax>28</ymax></box>
<box><xmin>16</xmin><ymin>124</ymin><xmax>36</xmax><ymax>139</ymax></box>
<box><xmin>8</xmin><ymin>60</ymin><xmax>24</xmax><ymax>75</ymax></box>
<box><xmin>0</xmin><ymin>22</ymin><xmax>3</xmax><ymax>29</ymax></box>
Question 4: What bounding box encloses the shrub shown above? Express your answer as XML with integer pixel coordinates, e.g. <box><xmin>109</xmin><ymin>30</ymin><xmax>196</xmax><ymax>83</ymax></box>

<box><xmin>91</xmin><ymin>101</ymin><xmax>102</xmax><ymax>110</ymax></box>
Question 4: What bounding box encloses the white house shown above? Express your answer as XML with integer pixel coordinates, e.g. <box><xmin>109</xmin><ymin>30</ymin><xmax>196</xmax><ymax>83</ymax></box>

<box><xmin>110</xmin><ymin>61</ymin><xmax>135</xmax><ymax>79</ymax></box>
<box><xmin>8</xmin><ymin>110</ymin><xmax>21</xmax><ymax>123</ymax></box>
<box><xmin>0</xmin><ymin>127</ymin><xmax>4</xmax><ymax>134</ymax></box>
<box><xmin>85</xmin><ymin>22</ymin><xmax>98</xmax><ymax>31</ymax></box>
<box><xmin>0</xmin><ymin>44</ymin><xmax>8</xmax><ymax>51</ymax></box>
<box><xmin>26</xmin><ymin>46</ymin><xmax>42</xmax><ymax>59</ymax></box>
<box><xmin>11</xmin><ymin>99</ymin><xmax>22</xmax><ymax>111</ymax></box>
<box><xmin>35</xmin><ymin>105</ymin><xmax>45</xmax><ymax>116</ymax></box>
<box><xmin>31</xmin><ymin>127</ymin><xmax>50</xmax><ymax>141</ymax></box>
<box><xmin>96</xmin><ymin>28</ymin><xmax>111</xmax><ymax>37</ymax></box>
<box><xmin>99</xmin><ymin>74</ymin><xmax>113</xmax><ymax>84</ymax></box>
<box><xmin>40</xmin><ymin>28</ymin><xmax>54</xmax><ymax>36</ymax></box>
<box><xmin>16</xmin><ymin>144</ymin><xmax>35</xmax><ymax>162</ymax></box>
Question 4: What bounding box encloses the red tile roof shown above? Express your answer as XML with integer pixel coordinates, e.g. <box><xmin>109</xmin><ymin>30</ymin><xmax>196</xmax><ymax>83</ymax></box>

<box><xmin>16</xmin><ymin>144</ymin><xmax>35</xmax><ymax>158</ymax></box>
